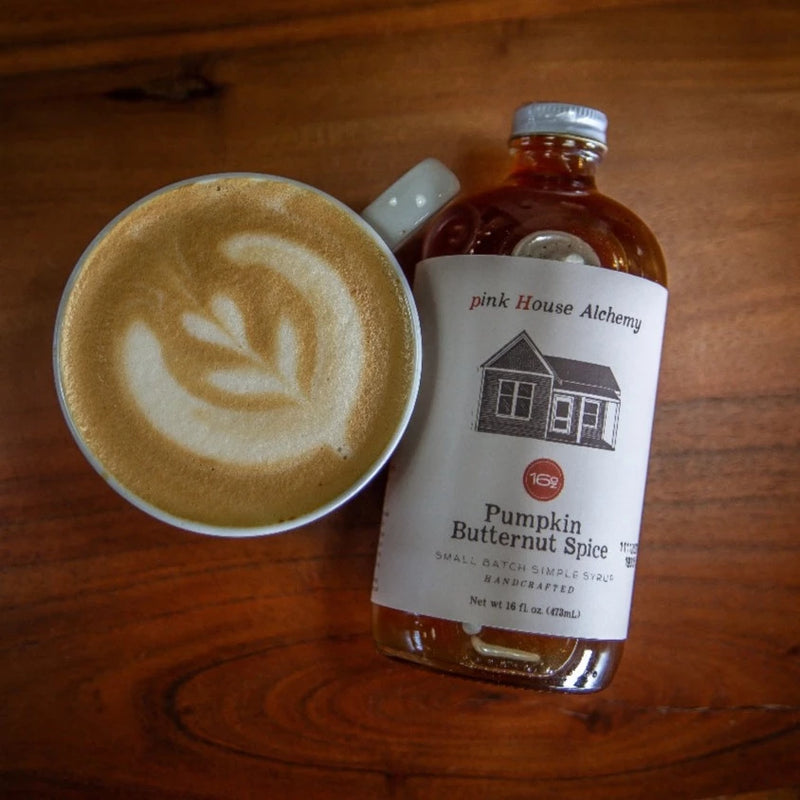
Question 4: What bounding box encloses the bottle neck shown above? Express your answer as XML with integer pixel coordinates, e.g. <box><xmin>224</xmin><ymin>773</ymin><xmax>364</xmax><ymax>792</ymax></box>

<box><xmin>507</xmin><ymin>134</ymin><xmax>605</xmax><ymax>190</ymax></box>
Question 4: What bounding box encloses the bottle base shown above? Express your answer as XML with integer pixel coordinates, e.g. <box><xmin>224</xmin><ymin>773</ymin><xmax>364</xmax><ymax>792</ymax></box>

<box><xmin>372</xmin><ymin>605</ymin><xmax>622</xmax><ymax>693</ymax></box>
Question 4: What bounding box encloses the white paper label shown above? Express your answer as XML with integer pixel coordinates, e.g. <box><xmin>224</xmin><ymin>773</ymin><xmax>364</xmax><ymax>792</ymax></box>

<box><xmin>372</xmin><ymin>255</ymin><xmax>668</xmax><ymax>640</ymax></box>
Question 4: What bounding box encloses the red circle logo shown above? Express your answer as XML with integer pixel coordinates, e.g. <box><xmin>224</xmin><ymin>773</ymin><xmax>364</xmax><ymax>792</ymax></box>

<box><xmin>523</xmin><ymin>459</ymin><xmax>564</xmax><ymax>501</ymax></box>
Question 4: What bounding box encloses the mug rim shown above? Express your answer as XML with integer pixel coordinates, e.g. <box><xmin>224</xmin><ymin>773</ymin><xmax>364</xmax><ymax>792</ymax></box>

<box><xmin>53</xmin><ymin>171</ymin><xmax>422</xmax><ymax>537</ymax></box>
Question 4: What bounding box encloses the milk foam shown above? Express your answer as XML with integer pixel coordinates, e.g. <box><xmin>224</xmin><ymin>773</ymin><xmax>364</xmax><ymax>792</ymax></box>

<box><xmin>122</xmin><ymin>233</ymin><xmax>364</xmax><ymax>465</ymax></box>
<box><xmin>57</xmin><ymin>175</ymin><xmax>416</xmax><ymax>529</ymax></box>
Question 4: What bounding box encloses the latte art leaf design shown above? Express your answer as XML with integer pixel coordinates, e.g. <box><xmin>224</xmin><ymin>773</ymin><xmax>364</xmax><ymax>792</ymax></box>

<box><xmin>122</xmin><ymin>233</ymin><xmax>365</xmax><ymax>466</ymax></box>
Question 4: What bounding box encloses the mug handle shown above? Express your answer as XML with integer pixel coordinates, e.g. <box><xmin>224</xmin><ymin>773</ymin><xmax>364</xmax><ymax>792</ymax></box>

<box><xmin>361</xmin><ymin>158</ymin><xmax>460</xmax><ymax>251</ymax></box>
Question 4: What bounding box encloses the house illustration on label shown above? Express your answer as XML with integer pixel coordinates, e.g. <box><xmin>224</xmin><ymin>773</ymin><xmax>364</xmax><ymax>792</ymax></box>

<box><xmin>476</xmin><ymin>331</ymin><xmax>620</xmax><ymax>450</ymax></box>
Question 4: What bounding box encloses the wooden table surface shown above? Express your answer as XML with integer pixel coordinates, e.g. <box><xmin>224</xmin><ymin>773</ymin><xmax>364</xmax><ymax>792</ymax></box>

<box><xmin>2</xmin><ymin>1</ymin><xmax>799</xmax><ymax>797</ymax></box>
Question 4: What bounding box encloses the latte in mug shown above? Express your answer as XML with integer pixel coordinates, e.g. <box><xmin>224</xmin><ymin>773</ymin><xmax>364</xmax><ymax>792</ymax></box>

<box><xmin>54</xmin><ymin>171</ymin><xmax>449</xmax><ymax>534</ymax></box>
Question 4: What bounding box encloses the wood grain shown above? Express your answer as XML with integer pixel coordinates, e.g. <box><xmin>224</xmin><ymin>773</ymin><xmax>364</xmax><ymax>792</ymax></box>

<box><xmin>0</xmin><ymin>0</ymin><xmax>697</xmax><ymax>76</ymax></box>
<box><xmin>1</xmin><ymin>1</ymin><xmax>799</xmax><ymax>797</ymax></box>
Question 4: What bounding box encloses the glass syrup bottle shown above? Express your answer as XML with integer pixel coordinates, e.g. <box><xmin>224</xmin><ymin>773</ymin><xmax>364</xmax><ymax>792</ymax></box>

<box><xmin>371</xmin><ymin>102</ymin><xmax>667</xmax><ymax>692</ymax></box>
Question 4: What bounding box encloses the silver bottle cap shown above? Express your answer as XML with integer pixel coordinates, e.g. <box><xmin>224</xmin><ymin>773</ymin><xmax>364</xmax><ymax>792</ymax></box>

<box><xmin>511</xmin><ymin>102</ymin><xmax>607</xmax><ymax>145</ymax></box>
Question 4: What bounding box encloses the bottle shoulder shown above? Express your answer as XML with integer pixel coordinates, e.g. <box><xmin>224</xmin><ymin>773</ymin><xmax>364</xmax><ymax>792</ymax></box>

<box><xmin>422</xmin><ymin>183</ymin><xmax>666</xmax><ymax>286</ymax></box>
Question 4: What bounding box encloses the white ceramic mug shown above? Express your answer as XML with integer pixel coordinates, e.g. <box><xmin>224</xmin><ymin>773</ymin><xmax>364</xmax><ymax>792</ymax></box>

<box><xmin>53</xmin><ymin>160</ymin><xmax>459</xmax><ymax>536</ymax></box>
